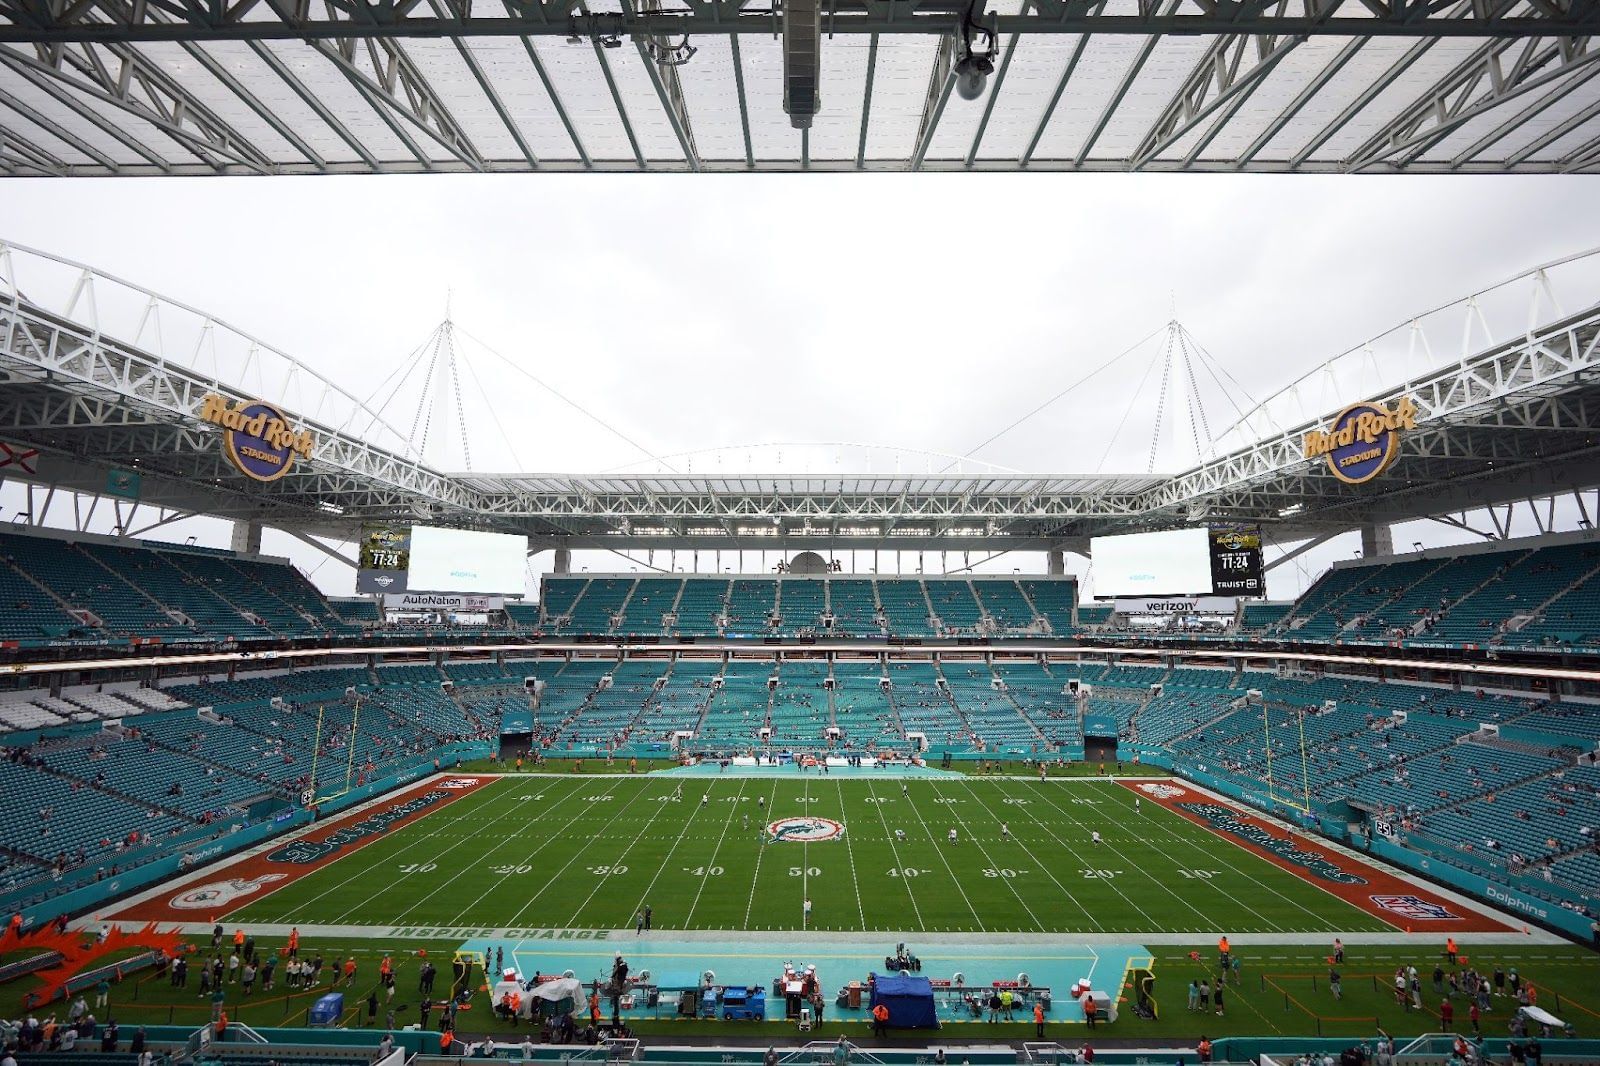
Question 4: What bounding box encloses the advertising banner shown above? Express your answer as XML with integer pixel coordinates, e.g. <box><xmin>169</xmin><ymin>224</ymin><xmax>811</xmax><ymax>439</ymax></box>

<box><xmin>1208</xmin><ymin>522</ymin><xmax>1264</xmax><ymax>596</ymax></box>
<box><xmin>1115</xmin><ymin>596</ymin><xmax>1237</xmax><ymax>615</ymax></box>
<box><xmin>356</xmin><ymin>523</ymin><xmax>411</xmax><ymax>594</ymax></box>
<box><xmin>383</xmin><ymin>592</ymin><xmax>504</xmax><ymax>612</ymax></box>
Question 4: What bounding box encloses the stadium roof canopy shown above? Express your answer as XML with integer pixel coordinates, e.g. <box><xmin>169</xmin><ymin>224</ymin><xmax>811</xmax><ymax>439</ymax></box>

<box><xmin>0</xmin><ymin>0</ymin><xmax>1597</xmax><ymax>174</ymax></box>
<box><xmin>2</xmin><ymin>239</ymin><xmax>1600</xmax><ymax>554</ymax></box>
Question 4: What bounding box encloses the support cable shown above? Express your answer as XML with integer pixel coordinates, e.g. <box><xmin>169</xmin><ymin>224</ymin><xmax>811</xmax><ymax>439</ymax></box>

<box><xmin>1175</xmin><ymin>327</ymin><xmax>1209</xmax><ymax>462</ymax></box>
<box><xmin>1094</xmin><ymin>336</ymin><xmax>1168</xmax><ymax>473</ymax></box>
<box><xmin>951</xmin><ymin>323</ymin><xmax>1167</xmax><ymax>467</ymax></box>
<box><xmin>455</xmin><ymin>324</ymin><xmax>679</xmax><ymax>473</ymax></box>
<box><xmin>1146</xmin><ymin>324</ymin><xmax>1177</xmax><ymax>474</ymax></box>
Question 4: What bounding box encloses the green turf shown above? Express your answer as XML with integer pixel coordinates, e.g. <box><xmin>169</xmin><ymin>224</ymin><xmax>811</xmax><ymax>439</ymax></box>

<box><xmin>235</xmin><ymin>776</ymin><xmax>1389</xmax><ymax>934</ymax></box>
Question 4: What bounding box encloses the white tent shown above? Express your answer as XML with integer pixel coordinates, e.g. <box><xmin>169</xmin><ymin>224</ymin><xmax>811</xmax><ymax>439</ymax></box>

<box><xmin>1520</xmin><ymin>1005</ymin><xmax>1566</xmax><ymax>1029</ymax></box>
<box><xmin>490</xmin><ymin>977</ymin><xmax>585</xmax><ymax>1020</ymax></box>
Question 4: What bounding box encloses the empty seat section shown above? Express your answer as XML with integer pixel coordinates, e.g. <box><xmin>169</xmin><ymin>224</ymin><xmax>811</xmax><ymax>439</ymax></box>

<box><xmin>826</xmin><ymin>580</ymin><xmax>880</xmax><ymax>636</ymax></box>
<box><xmin>568</xmin><ymin>578</ymin><xmax>635</xmax><ymax>634</ymax></box>
<box><xmin>832</xmin><ymin>665</ymin><xmax>902</xmax><ymax>750</ymax></box>
<box><xmin>558</xmin><ymin>660</ymin><xmax>658</xmax><ymax>746</ymax></box>
<box><xmin>724</xmin><ymin>580</ymin><xmax>776</xmax><ymax>635</ymax></box>
<box><xmin>775</xmin><ymin>579</ymin><xmax>825</xmax><ymax>636</ymax></box>
<box><xmin>80</xmin><ymin>541</ymin><xmax>268</xmax><ymax>640</ymax></box>
<box><xmin>1017</xmin><ymin>579</ymin><xmax>1074</xmax><ymax>633</ymax></box>
<box><xmin>1</xmin><ymin>533</ymin><xmax>176</xmax><ymax>639</ymax></box>
<box><xmin>972</xmin><ymin>580</ymin><xmax>1035</xmax><ymax>633</ymax></box>
<box><xmin>876</xmin><ymin>580</ymin><xmax>932</xmax><ymax>637</ymax></box>
<box><xmin>769</xmin><ymin>659</ymin><xmax>828</xmax><ymax>743</ymax></box>
<box><xmin>700</xmin><ymin>660</ymin><xmax>771</xmax><ymax>746</ymax></box>
<box><xmin>539</xmin><ymin>578</ymin><xmax>589</xmax><ymax>626</ymax></box>
<box><xmin>924</xmin><ymin>579</ymin><xmax>983</xmax><ymax>633</ymax></box>
<box><xmin>617</xmin><ymin>578</ymin><xmax>682</xmax><ymax>635</ymax></box>
<box><xmin>886</xmin><ymin>661</ymin><xmax>962</xmax><ymax>745</ymax></box>
<box><xmin>673</xmin><ymin>579</ymin><xmax>728</xmax><ymax>637</ymax></box>
<box><xmin>637</xmin><ymin>660</ymin><xmax>721</xmax><ymax>739</ymax></box>
<box><xmin>943</xmin><ymin>663</ymin><xmax>1036</xmax><ymax>750</ymax></box>
<box><xmin>993</xmin><ymin>663</ymin><xmax>1076</xmax><ymax>746</ymax></box>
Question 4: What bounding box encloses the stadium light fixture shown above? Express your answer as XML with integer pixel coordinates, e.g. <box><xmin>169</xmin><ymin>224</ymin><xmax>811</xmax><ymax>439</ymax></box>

<box><xmin>952</xmin><ymin>4</ymin><xmax>998</xmax><ymax>101</ymax></box>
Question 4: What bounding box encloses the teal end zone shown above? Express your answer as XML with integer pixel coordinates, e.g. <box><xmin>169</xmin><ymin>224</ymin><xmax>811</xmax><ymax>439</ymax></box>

<box><xmin>458</xmin><ymin>937</ymin><xmax>1153</xmax><ymax>1027</ymax></box>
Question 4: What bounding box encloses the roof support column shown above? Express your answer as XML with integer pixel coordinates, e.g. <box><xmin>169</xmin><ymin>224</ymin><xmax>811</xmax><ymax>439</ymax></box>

<box><xmin>231</xmin><ymin>519</ymin><xmax>262</xmax><ymax>555</ymax></box>
<box><xmin>1359</xmin><ymin>521</ymin><xmax>1393</xmax><ymax>559</ymax></box>
<box><xmin>554</xmin><ymin>548</ymin><xmax>573</xmax><ymax>574</ymax></box>
<box><xmin>1047</xmin><ymin>549</ymin><xmax>1065</xmax><ymax>575</ymax></box>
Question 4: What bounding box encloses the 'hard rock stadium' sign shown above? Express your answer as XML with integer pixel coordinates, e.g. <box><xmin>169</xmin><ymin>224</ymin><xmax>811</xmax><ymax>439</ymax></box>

<box><xmin>1303</xmin><ymin>396</ymin><xmax>1417</xmax><ymax>486</ymax></box>
<box><xmin>199</xmin><ymin>393</ymin><xmax>316</xmax><ymax>483</ymax></box>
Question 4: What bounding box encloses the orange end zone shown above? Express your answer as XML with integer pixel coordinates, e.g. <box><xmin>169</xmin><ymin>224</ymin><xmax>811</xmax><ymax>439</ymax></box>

<box><xmin>108</xmin><ymin>774</ymin><xmax>492</xmax><ymax>923</ymax></box>
<box><xmin>1120</xmin><ymin>778</ymin><xmax>1514</xmax><ymax>933</ymax></box>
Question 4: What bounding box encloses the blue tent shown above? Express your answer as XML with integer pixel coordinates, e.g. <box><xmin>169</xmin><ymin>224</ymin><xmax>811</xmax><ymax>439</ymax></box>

<box><xmin>869</xmin><ymin>975</ymin><xmax>938</xmax><ymax>1029</ymax></box>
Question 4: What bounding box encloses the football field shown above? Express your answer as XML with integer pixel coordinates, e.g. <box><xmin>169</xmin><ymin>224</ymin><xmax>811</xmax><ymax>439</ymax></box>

<box><xmin>221</xmin><ymin>774</ymin><xmax>1405</xmax><ymax>935</ymax></box>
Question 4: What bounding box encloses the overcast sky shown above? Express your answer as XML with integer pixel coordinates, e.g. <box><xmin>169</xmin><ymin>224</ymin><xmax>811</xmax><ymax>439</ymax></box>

<box><xmin>3</xmin><ymin>173</ymin><xmax>1599</xmax><ymax>600</ymax></box>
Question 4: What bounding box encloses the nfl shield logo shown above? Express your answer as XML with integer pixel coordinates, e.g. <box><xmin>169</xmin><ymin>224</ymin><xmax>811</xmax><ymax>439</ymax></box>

<box><xmin>1370</xmin><ymin>894</ymin><xmax>1458</xmax><ymax>920</ymax></box>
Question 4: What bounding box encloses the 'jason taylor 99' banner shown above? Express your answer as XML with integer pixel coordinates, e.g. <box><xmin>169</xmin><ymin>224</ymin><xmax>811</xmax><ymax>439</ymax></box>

<box><xmin>1208</xmin><ymin>523</ymin><xmax>1263</xmax><ymax>596</ymax></box>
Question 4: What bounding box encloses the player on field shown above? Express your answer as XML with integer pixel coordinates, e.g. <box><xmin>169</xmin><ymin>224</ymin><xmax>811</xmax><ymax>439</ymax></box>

<box><xmin>947</xmin><ymin>828</ymin><xmax>958</xmax><ymax>845</ymax></box>
<box><xmin>1000</xmin><ymin>823</ymin><xmax>1010</xmax><ymax>841</ymax></box>
<box><xmin>1091</xmin><ymin>830</ymin><xmax>1102</xmax><ymax>845</ymax></box>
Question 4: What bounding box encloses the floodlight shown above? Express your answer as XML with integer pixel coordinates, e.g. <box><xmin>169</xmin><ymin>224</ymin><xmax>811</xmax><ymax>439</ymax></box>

<box><xmin>954</xmin><ymin>53</ymin><xmax>993</xmax><ymax>100</ymax></box>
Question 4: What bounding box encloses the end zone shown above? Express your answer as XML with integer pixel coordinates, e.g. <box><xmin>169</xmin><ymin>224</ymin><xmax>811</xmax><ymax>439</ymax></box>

<box><xmin>107</xmin><ymin>774</ymin><xmax>491</xmax><ymax>923</ymax></box>
<box><xmin>1121</xmin><ymin>778</ymin><xmax>1516</xmax><ymax>934</ymax></box>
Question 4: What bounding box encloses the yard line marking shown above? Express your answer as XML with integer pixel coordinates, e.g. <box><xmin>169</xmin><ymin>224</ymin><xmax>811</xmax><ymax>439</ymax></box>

<box><xmin>1104</xmin><ymin>782</ymin><xmax>1356</xmax><ymax>931</ymax></box>
<box><xmin>891</xmin><ymin>778</ymin><xmax>987</xmax><ymax>931</ymax></box>
<box><xmin>741</xmin><ymin>780</ymin><xmax>781</xmax><ymax>931</ymax></box>
<box><xmin>560</xmin><ymin>776</ymin><xmax>682</xmax><ymax>928</ymax></box>
<box><xmin>437</xmin><ymin>777</ymin><xmax>614</xmax><ymax>926</ymax></box>
<box><xmin>272</xmin><ymin>777</ymin><xmax>532</xmax><ymax>925</ymax></box>
<box><xmin>500</xmin><ymin>777</ymin><xmax>657</xmax><ymax>929</ymax></box>
<box><xmin>1000</xmin><ymin>779</ymin><xmax>1184</xmax><ymax>931</ymax></box>
<box><xmin>382</xmin><ymin>776</ymin><xmax>618</xmax><ymax>927</ymax></box>
<box><xmin>949</xmin><ymin>778</ymin><xmax>1101</xmax><ymax>933</ymax></box>
<box><xmin>679</xmin><ymin>778</ymin><xmax>748</xmax><ymax>928</ymax></box>
<box><xmin>834</xmin><ymin>779</ymin><xmax>868</xmax><ymax>931</ymax></box>
<box><xmin>929</xmin><ymin>779</ymin><xmax>1044</xmax><ymax>930</ymax></box>
<box><xmin>862</xmin><ymin>780</ymin><xmax>928</xmax><ymax>930</ymax></box>
<box><xmin>802</xmin><ymin>776</ymin><xmax>810</xmax><ymax>924</ymax></box>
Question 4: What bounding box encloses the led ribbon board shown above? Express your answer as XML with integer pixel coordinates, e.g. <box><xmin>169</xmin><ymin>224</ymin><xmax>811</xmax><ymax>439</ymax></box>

<box><xmin>1303</xmin><ymin>396</ymin><xmax>1417</xmax><ymax>486</ymax></box>
<box><xmin>199</xmin><ymin>394</ymin><xmax>315</xmax><ymax>483</ymax></box>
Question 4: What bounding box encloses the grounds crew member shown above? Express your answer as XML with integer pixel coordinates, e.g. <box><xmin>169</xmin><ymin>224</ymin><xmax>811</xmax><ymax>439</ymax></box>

<box><xmin>871</xmin><ymin>1003</ymin><xmax>890</xmax><ymax>1037</ymax></box>
<box><xmin>1033</xmin><ymin>1000</ymin><xmax>1045</xmax><ymax>1037</ymax></box>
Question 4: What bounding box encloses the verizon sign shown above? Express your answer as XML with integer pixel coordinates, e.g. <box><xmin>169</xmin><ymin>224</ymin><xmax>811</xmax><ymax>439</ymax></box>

<box><xmin>1114</xmin><ymin>597</ymin><xmax>1236</xmax><ymax>615</ymax></box>
<box><xmin>384</xmin><ymin>593</ymin><xmax>505</xmax><ymax>612</ymax></box>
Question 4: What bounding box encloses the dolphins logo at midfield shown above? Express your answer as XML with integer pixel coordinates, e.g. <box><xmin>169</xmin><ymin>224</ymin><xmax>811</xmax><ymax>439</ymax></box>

<box><xmin>765</xmin><ymin>817</ymin><xmax>845</xmax><ymax>843</ymax></box>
